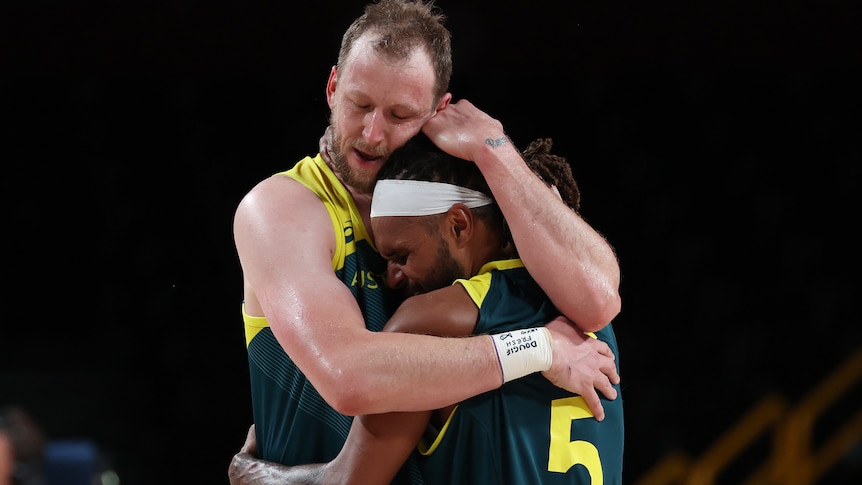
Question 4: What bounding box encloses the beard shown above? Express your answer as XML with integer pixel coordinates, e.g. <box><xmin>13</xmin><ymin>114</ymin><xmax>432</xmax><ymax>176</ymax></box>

<box><xmin>404</xmin><ymin>231</ymin><xmax>467</xmax><ymax>297</ymax></box>
<box><xmin>327</xmin><ymin>118</ymin><xmax>389</xmax><ymax>195</ymax></box>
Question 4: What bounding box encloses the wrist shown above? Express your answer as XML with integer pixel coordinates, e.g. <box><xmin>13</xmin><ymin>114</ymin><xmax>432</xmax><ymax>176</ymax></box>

<box><xmin>473</xmin><ymin>134</ymin><xmax>518</xmax><ymax>170</ymax></box>
<box><xmin>491</xmin><ymin>327</ymin><xmax>553</xmax><ymax>383</ymax></box>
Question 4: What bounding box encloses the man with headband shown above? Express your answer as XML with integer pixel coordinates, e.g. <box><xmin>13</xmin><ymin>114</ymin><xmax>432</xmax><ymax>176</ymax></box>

<box><xmin>230</xmin><ymin>1</ymin><xmax>622</xmax><ymax>482</ymax></box>
<box><xmin>230</xmin><ymin>133</ymin><xmax>625</xmax><ymax>484</ymax></box>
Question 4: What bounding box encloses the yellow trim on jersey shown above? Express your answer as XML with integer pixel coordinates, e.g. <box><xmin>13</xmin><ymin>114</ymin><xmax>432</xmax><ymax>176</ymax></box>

<box><xmin>418</xmin><ymin>405</ymin><xmax>460</xmax><ymax>456</ymax></box>
<box><xmin>242</xmin><ymin>304</ymin><xmax>268</xmax><ymax>347</ymax></box>
<box><xmin>278</xmin><ymin>154</ymin><xmax>376</xmax><ymax>272</ymax></box>
<box><xmin>454</xmin><ymin>258</ymin><xmax>524</xmax><ymax>309</ymax></box>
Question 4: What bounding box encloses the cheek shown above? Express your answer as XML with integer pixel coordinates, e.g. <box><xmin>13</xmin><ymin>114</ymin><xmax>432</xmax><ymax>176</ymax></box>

<box><xmin>400</xmin><ymin>263</ymin><xmax>422</xmax><ymax>282</ymax></box>
<box><xmin>390</xmin><ymin>119</ymin><xmax>426</xmax><ymax>147</ymax></box>
<box><xmin>401</xmin><ymin>259</ymin><xmax>433</xmax><ymax>283</ymax></box>
<box><xmin>332</xmin><ymin>103</ymin><xmax>361</xmax><ymax>130</ymax></box>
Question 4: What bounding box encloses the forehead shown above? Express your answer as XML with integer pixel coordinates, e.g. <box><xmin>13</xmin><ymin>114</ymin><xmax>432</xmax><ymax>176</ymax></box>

<box><xmin>339</xmin><ymin>35</ymin><xmax>438</xmax><ymax>109</ymax></box>
<box><xmin>372</xmin><ymin>216</ymin><xmax>434</xmax><ymax>253</ymax></box>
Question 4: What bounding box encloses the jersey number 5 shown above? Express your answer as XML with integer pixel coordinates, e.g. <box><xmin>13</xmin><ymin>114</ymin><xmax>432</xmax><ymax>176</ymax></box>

<box><xmin>548</xmin><ymin>396</ymin><xmax>603</xmax><ymax>483</ymax></box>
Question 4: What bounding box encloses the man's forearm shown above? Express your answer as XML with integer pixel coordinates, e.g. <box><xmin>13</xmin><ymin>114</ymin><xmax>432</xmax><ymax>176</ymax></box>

<box><xmin>420</xmin><ymin>99</ymin><xmax>621</xmax><ymax>331</ymax></box>
<box><xmin>229</xmin><ymin>452</ymin><xmax>326</xmax><ymax>485</ymax></box>
<box><xmin>474</xmin><ymin>141</ymin><xmax>621</xmax><ymax>331</ymax></box>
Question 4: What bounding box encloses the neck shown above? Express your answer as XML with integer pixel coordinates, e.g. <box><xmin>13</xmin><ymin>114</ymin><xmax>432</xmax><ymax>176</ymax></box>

<box><xmin>469</xmin><ymin>238</ymin><xmax>516</xmax><ymax>277</ymax></box>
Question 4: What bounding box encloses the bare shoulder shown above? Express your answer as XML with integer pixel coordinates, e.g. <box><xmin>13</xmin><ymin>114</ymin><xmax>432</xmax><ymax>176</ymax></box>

<box><xmin>235</xmin><ymin>174</ymin><xmax>317</xmax><ymax>218</ymax></box>
<box><xmin>233</xmin><ymin>173</ymin><xmax>336</xmax><ymax>277</ymax></box>
<box><xmin>234</xmin><ymin>174</ymin><xmax>331</xmax><ymax>235</ymax></box>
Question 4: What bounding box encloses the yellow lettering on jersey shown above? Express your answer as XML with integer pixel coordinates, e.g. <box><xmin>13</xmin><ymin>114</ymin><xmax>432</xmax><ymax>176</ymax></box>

<box><xmin>350</xmin><ymin>270</ymin><xmax>380</xmax><ymax>290</ymax></box>
<box><xmin>548</xmin><ymin>396</ymin><xmax>603</xmax><ymax>482</ymax></box>
<box><xmin>344</xmin><ymin>225</ymin><xmax>356</xmax><ymax>254</ymax></box>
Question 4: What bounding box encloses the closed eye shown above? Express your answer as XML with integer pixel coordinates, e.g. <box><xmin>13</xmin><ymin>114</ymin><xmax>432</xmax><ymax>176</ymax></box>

<box><xmin>385</xmin><ymin>252</ymin><xmax>408</xmax><ymax>266</ymax></box>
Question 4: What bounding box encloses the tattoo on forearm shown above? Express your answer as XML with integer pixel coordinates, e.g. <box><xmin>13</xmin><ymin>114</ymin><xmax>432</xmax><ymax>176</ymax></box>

<box><xmin>485</xmin><ymin>137</ymin><xmax>510</xmax><ymax>148</ymax></box>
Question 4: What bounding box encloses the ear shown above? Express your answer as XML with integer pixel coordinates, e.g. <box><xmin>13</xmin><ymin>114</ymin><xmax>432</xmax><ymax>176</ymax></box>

<box><xmin>445</xmin><ymin>204</ymin><xmax>473</xmax><ymax>248</ymax></box>
<box><xmin>434</xmin><ymin>92</ymin><xmax>453</xmax><ymax>114</ymax></box>
<box><xmin>325</xmin><ymin>65</ymin><xmax>338</xmax><ymax>109</ymax></box>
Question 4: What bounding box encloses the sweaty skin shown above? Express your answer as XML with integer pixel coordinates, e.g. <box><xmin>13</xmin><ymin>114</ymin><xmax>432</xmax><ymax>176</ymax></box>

<box><xmin>235</xmin><ymin>34</ymin><xmax>619</xmax><ymax>417</ymax></box>
<box><xmin>231</xmin><ymin>2</ymin><xmax>623</xmax><ymax>482</ymax></box>
<box><xmin>230</xmin><ymin>201</ymin><xmax>620</xmax><ymax>485</ymax></box>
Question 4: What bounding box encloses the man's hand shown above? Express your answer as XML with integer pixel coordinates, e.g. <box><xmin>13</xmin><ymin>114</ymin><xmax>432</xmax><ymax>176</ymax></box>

<box><xmin>543</xmin><ymin>317</ymin><xmax>620</xmax><ymax>422</ymax></box>
<box><xmin>228</xmin><ymin>424</ymin><xmax>262</xmax><ymax>485</ymax></box>
<box><xmin>228</xmin><ymin>424</ymin><xmax>329</xmax><ymax>485</ymax></box>
<box><xmin>422</xmin><ymin>99</ymin><xmax>508</xmax><ymax>163</ymax></box>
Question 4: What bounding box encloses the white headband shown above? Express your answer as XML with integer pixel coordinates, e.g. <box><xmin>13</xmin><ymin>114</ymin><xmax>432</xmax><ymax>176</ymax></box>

<box><xmin>371</xmin><ymin>179</ymin><xmax>494</xmax><ymax>217</ymax></box>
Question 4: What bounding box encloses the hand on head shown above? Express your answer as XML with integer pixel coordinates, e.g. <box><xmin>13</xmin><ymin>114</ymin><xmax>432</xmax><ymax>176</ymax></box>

<box><xmin>422</xmin><ymin>99</ymin><xmax>509</xmax><ymax>163</ymax></box>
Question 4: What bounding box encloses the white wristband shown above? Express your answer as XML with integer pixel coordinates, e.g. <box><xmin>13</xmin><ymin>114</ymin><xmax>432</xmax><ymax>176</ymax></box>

<box><xmin>491</xmin><ymin>327</ymin><xmax>553</xmax><ymax>383</ymax></box>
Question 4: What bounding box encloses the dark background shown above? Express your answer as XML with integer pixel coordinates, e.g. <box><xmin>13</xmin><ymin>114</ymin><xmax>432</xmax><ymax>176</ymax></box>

<box><xmin>2</xmin><ymin>0</ymin><xmax>860</xmax><ymax>484</ymax></box>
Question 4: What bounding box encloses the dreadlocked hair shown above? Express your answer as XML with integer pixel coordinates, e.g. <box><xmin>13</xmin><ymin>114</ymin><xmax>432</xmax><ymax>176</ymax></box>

<box><xmin>521</xmin><ymin>138</ymin><xmax>581</xmax><ymax>212</ymax></box>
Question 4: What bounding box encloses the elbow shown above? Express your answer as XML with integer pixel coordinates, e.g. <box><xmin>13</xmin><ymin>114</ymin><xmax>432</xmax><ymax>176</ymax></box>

<box><xmin>326</xmin><ymin>388</ymin><xmax>373</xmax><ymax>416</ymax></box>
<box><xmin>570</xmin><ymin>291</ymin><xmax>622</xmax><ymax>333</ymax></box>
<box><xmin>595</xmin><ymin>291</ymin><xmax>622</xmax><ymax>331</ymax></box>
<box><xmin>315</xmin><ymin>371</ymin><xmax>378</xmax><ymax>416</ymax></box>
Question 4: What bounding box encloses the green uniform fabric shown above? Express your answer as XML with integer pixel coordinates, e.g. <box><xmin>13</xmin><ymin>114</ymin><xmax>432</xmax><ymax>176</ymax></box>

<box><xmin>419</xmin><ymin>259</ymin><xmax>624</xmax><ymax>485</ymax></box>
<box><xmin>243</xmin><ymin>154</ymin><xmax>422</xmax><ymax>484</ymax></box>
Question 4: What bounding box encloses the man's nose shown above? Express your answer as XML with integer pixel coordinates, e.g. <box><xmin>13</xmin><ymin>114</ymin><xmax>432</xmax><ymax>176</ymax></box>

<box><xmin>386</xmin><ymin>262</ymin><xmax>406</xmax><ymax>289</ymax></box>
<box><xmin>362</xmin><ymin>110</ymin><xmax>386</xmax><ymax>144</ymax></box>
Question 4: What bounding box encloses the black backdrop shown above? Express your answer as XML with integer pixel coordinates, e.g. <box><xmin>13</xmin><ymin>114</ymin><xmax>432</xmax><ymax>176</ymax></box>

<box><xmin>3</xmin><ymin>1</ymin><xmax>860</xmax><ymax>484</ymax></box>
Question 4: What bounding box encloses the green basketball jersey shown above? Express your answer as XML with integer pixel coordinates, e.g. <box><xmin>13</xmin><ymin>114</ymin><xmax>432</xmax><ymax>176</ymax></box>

<box><xmin>419</xmin><ymin>259</ymin><xmax>624</xmax><ymax>484</ymax></box>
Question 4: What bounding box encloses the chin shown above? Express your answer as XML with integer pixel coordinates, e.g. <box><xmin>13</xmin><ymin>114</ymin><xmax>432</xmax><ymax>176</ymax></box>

<box><xmin>352</xmin><ymin>159</ymin><xmax>385</xmax><ymax>177</ymax></box>
<box><xmin>406</xmin><ymin>284</ymin><xmax>424</xmax><ymax>297</ymax></box>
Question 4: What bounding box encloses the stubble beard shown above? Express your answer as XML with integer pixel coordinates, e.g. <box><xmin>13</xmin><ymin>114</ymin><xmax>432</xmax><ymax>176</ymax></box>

<box><xmin>328</xmin><ymin>121</ymin><xmax>385</xmax><ymax>195</ymax></box>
